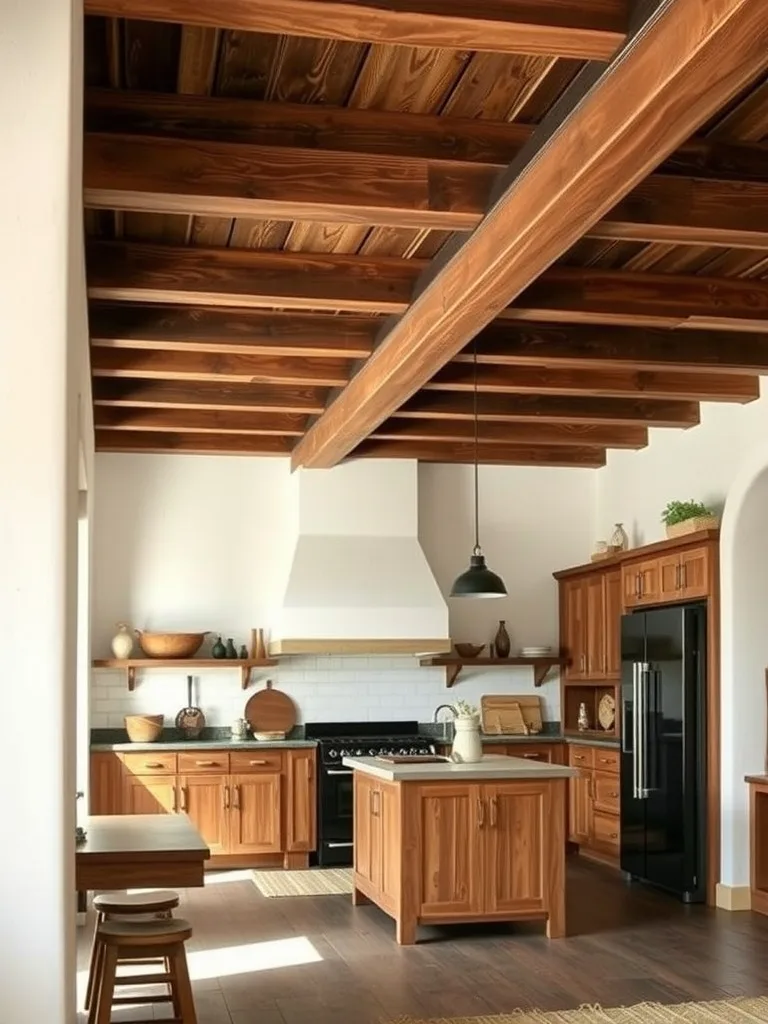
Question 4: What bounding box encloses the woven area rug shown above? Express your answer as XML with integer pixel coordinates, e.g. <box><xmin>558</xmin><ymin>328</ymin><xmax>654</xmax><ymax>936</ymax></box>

<box><xmin>385</xmin><ymin>997</ymin><xmax>768</xmax><ymax>1024</ymax></box>
<box><xmin>251</xmin><ymin>867</ymin><xmax>353</xmax><ymax>897</ymax></box>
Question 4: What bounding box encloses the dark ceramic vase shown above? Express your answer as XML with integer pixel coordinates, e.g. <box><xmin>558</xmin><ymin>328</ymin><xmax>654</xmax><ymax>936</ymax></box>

<box><xmin>212</xmin><ymin>635</ymin><xmax>226</xmax><ymax>659</ymax></box>
<box><xmin>225</xmin><ymin>638</ymin><xmax>238</xmax><ymax>659</ymax></box>
<box><xmin>494</xmin><ymin>620</ymin><xmax>511</xmax><ymax>659</ymax></box>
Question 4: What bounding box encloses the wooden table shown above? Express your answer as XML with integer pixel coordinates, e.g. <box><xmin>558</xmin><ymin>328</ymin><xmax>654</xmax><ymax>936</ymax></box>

<box><xmin>76</xmin><ymin>814</ymin><xmax>210</xmax><ymax>893</ymax></box>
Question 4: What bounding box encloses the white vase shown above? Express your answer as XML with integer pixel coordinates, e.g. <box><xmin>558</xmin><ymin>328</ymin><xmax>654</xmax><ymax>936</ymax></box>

<box><xmin>451</xmin><ymin>716</ymin><xmax>483</xmax><ymax>764</ymax></box>
<box><xmin>111</xmin><ymin>622</ymin><xmax>134</xmax><ymax>659</ymax></box>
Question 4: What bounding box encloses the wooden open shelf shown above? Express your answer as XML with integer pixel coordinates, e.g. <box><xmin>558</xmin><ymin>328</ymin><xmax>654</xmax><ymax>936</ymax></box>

<box><xmin>92</xmin><ymin>658</ymin><xmax>279</xmax><ymax>691</ymax></box>
<box><xmin>420</xmin><ymin>656</ymin><xmax>568</xmax><ymax>689</ymax></box>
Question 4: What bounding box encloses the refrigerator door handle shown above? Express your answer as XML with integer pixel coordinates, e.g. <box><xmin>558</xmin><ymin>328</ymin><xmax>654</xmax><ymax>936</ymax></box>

<box><xmin>637</xmin><ymin>662</ymin><xmax>648</xmax><ymax>800</ymax></box>
<box><xmin>632</xmin><ymin>661</ymin><xmax>640</xmax><ymax>799</ymax></box>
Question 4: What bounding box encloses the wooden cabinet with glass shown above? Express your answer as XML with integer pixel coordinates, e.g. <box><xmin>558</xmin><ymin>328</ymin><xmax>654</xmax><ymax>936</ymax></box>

<box><xmin>89</xmin><ymin>747</ymin><xmax>315</xmax><ymax>868</ymax></box>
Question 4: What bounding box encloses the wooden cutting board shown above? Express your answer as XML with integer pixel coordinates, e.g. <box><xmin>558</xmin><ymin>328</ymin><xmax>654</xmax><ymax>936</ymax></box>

<box><xmin>244</xmin><ymin>680</ymin><xmax>296</xmax><ymax>735</ymax></box>
<box><xmin>481</xmin><ymin>694</ymin><xmax>543</xmax><ymax>736</ymax></box>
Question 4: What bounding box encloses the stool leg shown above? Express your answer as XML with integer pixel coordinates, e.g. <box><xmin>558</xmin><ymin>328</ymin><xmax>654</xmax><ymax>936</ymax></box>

<box><xmin>169</xmin><ymin>946</ymin><xmax>198</xmax><ymax>1024</ymax></box>
<box><xmin>94</xmin><ymin>945</ymin><xmax>119</xmax><ymax>1024</ymax></box>
<box><xmin>84</xmin><ymin>911</ymin><xmax>104</xmax><ymax>1011</ymax></box>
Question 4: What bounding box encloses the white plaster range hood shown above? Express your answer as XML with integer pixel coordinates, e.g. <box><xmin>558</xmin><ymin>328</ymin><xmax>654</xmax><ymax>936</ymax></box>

<box><xmin>269</xmin><ymin>460</ymin><xmax>451</xmax><ymax>656</ymax></box>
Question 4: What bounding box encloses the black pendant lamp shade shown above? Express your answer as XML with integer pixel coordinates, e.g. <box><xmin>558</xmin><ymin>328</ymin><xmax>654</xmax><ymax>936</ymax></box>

<box><xmin>450</xmin><ymin>341</ymin><xmax>507</xmax><ymax>599</ymax></box>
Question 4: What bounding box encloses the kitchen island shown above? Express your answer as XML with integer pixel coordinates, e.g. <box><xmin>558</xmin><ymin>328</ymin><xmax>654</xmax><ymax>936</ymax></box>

<box><xmin>343</xmin><ymin>753</ymin><xmax>576</xmax><ymax>944</ymax></box>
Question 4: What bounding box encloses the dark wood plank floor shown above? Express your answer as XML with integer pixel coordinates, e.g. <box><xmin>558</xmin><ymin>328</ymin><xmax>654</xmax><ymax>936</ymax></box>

<box><xmin>76</xmin><ymin>858</ymin><xmax>768</xmax><ymax>1023</ymax></box>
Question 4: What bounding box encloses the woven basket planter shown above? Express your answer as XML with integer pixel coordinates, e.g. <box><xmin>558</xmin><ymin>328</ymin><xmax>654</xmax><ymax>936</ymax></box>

<box><xmin>665</xmin><ymin>515</ymin><xmax>719</xmax><ymax>539</ymax></box>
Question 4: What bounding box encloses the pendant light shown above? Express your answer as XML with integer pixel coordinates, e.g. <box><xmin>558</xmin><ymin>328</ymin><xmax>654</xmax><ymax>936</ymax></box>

<box><xmin>450</xmin><ymin>339</ymin><xmax>507</xmax><ymax>599</ymax></box>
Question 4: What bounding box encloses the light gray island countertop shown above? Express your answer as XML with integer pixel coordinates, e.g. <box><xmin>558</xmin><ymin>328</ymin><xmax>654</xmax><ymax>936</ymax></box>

<box><xmin>342</xmin><ymin>752</ymin><xmax>577</xmax><ymax>783</ymax></box>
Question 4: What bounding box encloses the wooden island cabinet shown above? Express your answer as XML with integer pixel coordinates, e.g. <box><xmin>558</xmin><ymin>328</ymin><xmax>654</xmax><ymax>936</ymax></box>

<box><xmin>90</xmin><ymin>746</ymin><xmax>316</xmax><ymax>869</ymax></box>
<box><xmin>347</xmin><ymin>754</ymin><xmax>575</xmax><ymax>945</ymax></box>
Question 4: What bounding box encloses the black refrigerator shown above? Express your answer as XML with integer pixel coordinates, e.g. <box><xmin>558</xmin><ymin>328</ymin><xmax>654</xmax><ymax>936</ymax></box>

<box><xmin>620</xmin><ymin>603</ymin><xmax>706</xmax><ymax>903</ymax></box>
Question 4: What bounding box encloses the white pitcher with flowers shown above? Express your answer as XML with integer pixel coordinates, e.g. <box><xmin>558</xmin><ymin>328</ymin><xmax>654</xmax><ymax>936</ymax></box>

<box><xmin>450</xmin><ymin>699</ymin><xmax>483</xmax><ymax>764</ymax></box>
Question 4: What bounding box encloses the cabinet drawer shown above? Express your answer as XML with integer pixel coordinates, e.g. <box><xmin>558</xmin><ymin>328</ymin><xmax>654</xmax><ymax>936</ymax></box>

<box><xmin>568</xmin><ymin>745</ymin><xmax>594</xmax><ymax>770</ymax></box>
<box><xmin>123</xmin><ymin>752</ymin><xmax>177</xmax><ymax>776</ymax></box>
<box><xmin>592</xmin><ymin>811</ymin><xmax>620</xmax><ymax>851</ymax></box>
<box><xmin>593</xmin><ymin>771</ymin><xmax>620</xmax><ymax>814</ymax></box>
<box><xmin>593</xmin><ymin>748</ymin><xmax>620</xmax><ymax>774</ymax></box>
<box><xmin>229</xmin><ymin>750</ymin><xmax>284</xmax><ymax>773</ymax></box>
<box><xmin>507</xmin><ymin>745</ymin><xmax>553</xmax><ymax>763</ymax></box>
<box><xmin>177</xmin><ymin>751</ymin><xmax>229</xmax><ymax>774</ymax></box>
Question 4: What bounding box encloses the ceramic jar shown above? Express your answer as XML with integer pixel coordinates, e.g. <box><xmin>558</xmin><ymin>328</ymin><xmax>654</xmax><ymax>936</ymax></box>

<box><xmin>578</xmin><ymin>702</ymin><xmax>590</xmax><ymax>732</ymax></box>
<box><xmin>451</xmin><ymin>716</ymin><xmax>483</xmax><ymax>763</ymax></box>
<box><xmin>111</xmin><ymin>623</ymin><xmax>133</xmax><ymax>659</ymax></box>
<box><xmin>494</xmin><ymin>620</ymin><xmax>511</xmax><ymax>659</ymax></box>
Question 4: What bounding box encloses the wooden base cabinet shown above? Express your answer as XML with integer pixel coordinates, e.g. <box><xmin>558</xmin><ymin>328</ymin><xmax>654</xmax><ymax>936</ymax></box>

<box><xmin>90</xmin><ymin>748</ymin><xmax>315</xmax><ymax>868</ymax></box>
<box><xmin>352</xmin><ymin>773</ymin><xmax>566</xmax><ymax>944</ymax></box>
<box><xmin>567</xmin><ymin>745</ymin><xmax>621</xmax><ymax>865</ymax></box>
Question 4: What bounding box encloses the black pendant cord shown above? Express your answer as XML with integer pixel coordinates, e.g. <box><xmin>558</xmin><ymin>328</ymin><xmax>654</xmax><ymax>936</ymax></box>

<box><xmin>473</xmin><ymin>338</ymin><xmax>480</xmax><ymax>556</ymax></box>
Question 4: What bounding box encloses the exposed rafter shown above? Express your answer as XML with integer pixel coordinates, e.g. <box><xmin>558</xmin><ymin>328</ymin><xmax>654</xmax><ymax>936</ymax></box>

<box><xmin>82</xmin><ymin>0</ymin><xmax>628</xmax><ymax>59</ymax></box>
<box><xmin>290</xmin><ymin>0</ymin><xmax>768</xmax><ymax>469</ymax></box>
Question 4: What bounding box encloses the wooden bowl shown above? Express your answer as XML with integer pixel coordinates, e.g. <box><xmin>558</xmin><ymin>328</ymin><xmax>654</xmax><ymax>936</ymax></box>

<box><xmin>125</xmin><ymin>714</ymin><xmax>164</xmax><ymax>743</ymax></box>
<box><xmin>454</xmin><ymin>643</ymin><xmax>486</xmax><ymax>659</ymax></box>
<box><xmin>135</xmin><ymin>630</ymin><xmax>207</xmax><ymax>659</ymax></box>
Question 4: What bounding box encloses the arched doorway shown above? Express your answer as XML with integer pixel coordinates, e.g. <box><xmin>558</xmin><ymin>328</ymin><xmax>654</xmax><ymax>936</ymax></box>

<box><xmin>720</xmin><ymin>445</ymin><xmax>768</xmax><ymax>895</ymax></box>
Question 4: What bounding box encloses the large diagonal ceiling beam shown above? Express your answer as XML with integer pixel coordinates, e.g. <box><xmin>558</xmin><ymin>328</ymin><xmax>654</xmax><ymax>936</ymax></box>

<box><xmin>291</xmin><ymin>0</ymin><xmax>768</xmax><ymax>469</ymax></box>
<box><xmin>83</xmin><ymin>0</ymin><xmax>627</xmax><ymax>59</ymax></box>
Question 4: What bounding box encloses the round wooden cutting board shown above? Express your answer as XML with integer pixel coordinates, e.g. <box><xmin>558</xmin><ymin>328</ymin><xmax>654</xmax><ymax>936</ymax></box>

<box><xmin>244</xmin><ymin>680</ymin><xmax>296</xmax><ymax>735</ymax></box>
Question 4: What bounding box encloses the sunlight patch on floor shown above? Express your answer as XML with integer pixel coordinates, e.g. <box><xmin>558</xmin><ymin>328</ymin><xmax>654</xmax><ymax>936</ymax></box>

<box><xmin>203</xmin><ymin>869</ymin><xmax>254</xmax><ymax>885</ymax></box>
<box><xmin>76</xmin><ymin>935</ymin><xmax>322</xmax><ymax>997</ymax></box>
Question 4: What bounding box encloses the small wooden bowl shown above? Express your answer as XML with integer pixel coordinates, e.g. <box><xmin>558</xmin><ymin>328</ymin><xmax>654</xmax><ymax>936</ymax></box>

<box><xmin>125</xmin><ymin>714</ymin><xmax>164</xmax><ymax>743</ymax></box>
<box><xmin>454</xmin><ymin>643</ymin><xmax>486</xmax><ymax>659</ymax></box>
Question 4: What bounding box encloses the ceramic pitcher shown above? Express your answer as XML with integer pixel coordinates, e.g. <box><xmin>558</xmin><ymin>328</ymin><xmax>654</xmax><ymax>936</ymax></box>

<box><xmin>451</xmin><ymin>716</ymin><xmax>483</xmax><ymax>763</ymax></box>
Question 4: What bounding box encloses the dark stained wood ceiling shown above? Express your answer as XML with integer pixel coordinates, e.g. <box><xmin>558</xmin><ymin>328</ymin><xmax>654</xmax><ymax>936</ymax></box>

<box><xmin>82</xmin><ymin>1</ymin><xmax>768</xmax><ymax>469</ymax></box>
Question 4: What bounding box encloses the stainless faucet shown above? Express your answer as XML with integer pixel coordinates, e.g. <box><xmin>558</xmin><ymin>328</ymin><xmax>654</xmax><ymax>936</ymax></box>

<box><xmin>433</xmin><ymin>703</ymin><xmax>456</xmax><ymax>742</ymax></box>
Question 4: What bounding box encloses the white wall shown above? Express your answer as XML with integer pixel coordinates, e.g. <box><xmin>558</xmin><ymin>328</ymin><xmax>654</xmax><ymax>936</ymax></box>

<box><xmin>0</xmin><ymin>0</ymin><xmax>83</xmax><ymax>1021</ymax></box>
<box><xmin>596</xmin><ymin>386</ymin><xmax>768</xmax><ymax>888</ymax></box>
<box><xmin>92</xmin><ymin>455</ymin><xmax>596</xmax><ymax>728</ymax></box>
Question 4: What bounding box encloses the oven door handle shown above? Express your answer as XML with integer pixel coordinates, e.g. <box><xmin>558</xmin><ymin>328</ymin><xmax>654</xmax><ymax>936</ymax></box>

<box><xmin>326</xmin><ymin>769</ymin><xmax>354</xmax><ymax>775</ymax></box>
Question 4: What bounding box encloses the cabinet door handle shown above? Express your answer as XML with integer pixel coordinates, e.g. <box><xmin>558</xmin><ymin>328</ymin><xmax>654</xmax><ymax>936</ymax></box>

<box><xmin>477</xmin><ymin>798</ymin><xmax>485</xmax><ymax>828</ymax></box>
<box><xmin>180</xmin><ymin>786</ymin><xmax>187</xmax><ymax>812</ymax></box>
<box><xmin>598</xmin><ymin>757</ymin><xmax>612</xmax><ymax>764</ymax></box>
<box><xmin>233</xmin><ymin>785</ymin><xmax>241</xmax><ymax>810</ymax></box>
<box><xmin>489</xmin><ymin>796</ymin><xmax>498</xmax><ymax>828</ymax></box>
<box><xmin>610</xmin><ymin>832</ymin><xmax>618</xmax><ymax>839</ymax></box>
<box><xmin>609</xmin><ymin>791</ymin><xmax>618</xmax><ymax>798</ymax></box>
<box><xmin>172</xmin><ymin>786</ymin><xmax>178</xmax><ymax>813</ymax></box>
<box><xmin>144</xmin><ymin>762</ymin><xmax>164</xmax><ymax>769</ymax></box>
<box><xmin>307</xmin><ymin>758</ymin><xmax>314</xmax><ymax>781</ymax></box>
<box><xmin>522</xmin><ymin>753</ymin><xmax>540</xmax><ymax>759</ymax></box>
<box><xmin>195</xmin><ymin>760</ymin><xmax>217</xmax><ymax>767</ymax></box>
<box><xmin>371</xmin><ymin>790</ymin><xmax>380</xmax><ymax>817</ymax></box>
<box><xmin>249</xmin><ymin>759</ymin><xmax>268</xmax><ymax>766</ymax></box>
<box><xmin>580</xmin><ymin>654</ymin><xmax>586</xmax><ymax>672</ymax></box>
<box><xmin>681</xmin><ymin>562</ymin><xmax>687</xmax><ymax>588</ymax></box>
<box><xmin>223</xmin><ymin>785</ymin><xmax>230</xmax><ymax>810</ymax></box>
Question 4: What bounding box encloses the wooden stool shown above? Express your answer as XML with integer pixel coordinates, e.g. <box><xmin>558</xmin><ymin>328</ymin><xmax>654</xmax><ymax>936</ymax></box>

<box><xmin>84</xmin><ymin>890</ymin><xmax>179</xmax><ymax>1012</ymax></box>
<box><xmin>89</xmin><ymin>918</ymin><xmax>197</xmax><ymax>1024</ymax></box>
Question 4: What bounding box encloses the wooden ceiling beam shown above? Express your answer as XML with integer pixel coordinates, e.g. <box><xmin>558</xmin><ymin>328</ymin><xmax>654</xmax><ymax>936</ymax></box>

<box><xmin>92</xmin><ymin>379</ymin><xmax>328</xmax><ymax>414</ymax></box>
<box><xmin>428</xmin><ymin>364</ymin><xmax>759</xmax><ymax>403</ymax></box>
<box><xmin>510</xmin><ymin>267</ymin><xmax>768</xmax><ymax>331</ymax></box>
<box><xmin>94</xmin><ymin>406</ymin><xmax>308</xmax><ymax>435</ymax></box>
<box><xmin>291</xmin><ymin>0</ymin><xmax>768</xmax><ymax>469</ymax></box>
<box><xmin>89</xmin><ymin>303</ymin><xmax>379</xmax><ymax>358</ymax></box>
<box><xmin>85</xmin><ymin>132</ymin><xmax>768</xmax><ymax>243</ymax></box>
<box><xmin>469</xmin><ymin>321</ymin><xmax>768</xmax><ymax>373</ymax></box>
<box><xmin>84</xmin><ymin>88</ymin><xmax>768</xmax><ymax>181</ymax></box>
<box><xmin>397</xmin><ymin>393</ymin><xmax>699</xmax><ymax>429</ymax></box>
<box><xmin>90</xmin><ymin>347</ymin><xmax>352</xmax><ymax>387</ymax></box>
<box><xmin>86</xmin><ymin>241</ymin><xmax>422</xmax><ymax>314</ymax></box>
<box><xmin>96</xmin><ymin>429</ymin><xmax>294</xmax><ymax>455</ymax></box>
<box><xmin>84</xmin><ymin>133</ymin><xmax>497</xmax><ymax>233</ymax></box>
<box><xmin>82</xmin><ymin>0</ymin><xmax>627</xmax><ymax>60</ymax></box>
<box><xmin>86</xmin><ymin>244</ymin><xmax>768</xmax><ymax>326</ymax></box>
<box><xmin>84</xmin><ymin>89</ymin><xmax>534</xmax><ymax>167</ymax></box>
<box><xmin>371</xmin><ymin>419</ymin><xmax>647</xmax><ymax>449</ymax></box>
<box><xmin>351</xmin><ymin>440</ymin><xmax>607</xmax><ymax>468</ymax></box>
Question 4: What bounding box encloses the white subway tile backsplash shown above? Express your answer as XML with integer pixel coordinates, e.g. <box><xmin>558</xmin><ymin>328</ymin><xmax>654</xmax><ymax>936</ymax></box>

<box><xmin>91</xmin><ymin>657</ymin><xmax>561</xmax><ymax>729</ymax></box>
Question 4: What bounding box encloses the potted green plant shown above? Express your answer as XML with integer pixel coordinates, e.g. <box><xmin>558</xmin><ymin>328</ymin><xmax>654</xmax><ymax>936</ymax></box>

<box><xmin>660</xmin><ymin>499</ymin><xmax>719</xmax><ymax>539</ymax></box>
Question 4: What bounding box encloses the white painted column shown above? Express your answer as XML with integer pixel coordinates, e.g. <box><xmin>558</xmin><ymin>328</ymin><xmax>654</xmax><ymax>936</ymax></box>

<box><xmin>0</xmin><ymin>1</ymin><xmax>82</xmax><ymax>1021</ymax></box>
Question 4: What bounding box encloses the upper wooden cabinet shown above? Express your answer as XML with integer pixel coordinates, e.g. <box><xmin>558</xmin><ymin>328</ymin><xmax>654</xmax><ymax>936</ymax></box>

<box><xmin>559</xmin><ymin>567</ymin><xmax>621</xmax><ymax>682</ymax></box>
<box><xmin>622</xmin><ymin>542</ymin><xmax>711</xmax><ymax>608</ymax></box>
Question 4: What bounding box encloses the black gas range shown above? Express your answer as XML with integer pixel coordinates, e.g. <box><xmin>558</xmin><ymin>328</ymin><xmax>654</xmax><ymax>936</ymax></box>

<box><xmin>305</xmin><ymin>721</ymin><xmax>436</xmax><ymax>867</ymax></box>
